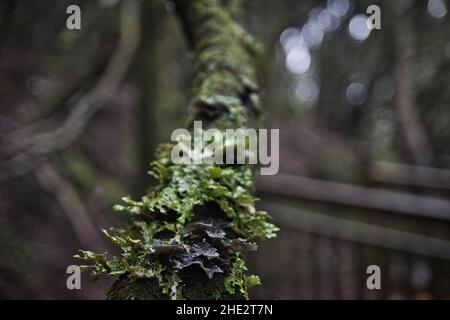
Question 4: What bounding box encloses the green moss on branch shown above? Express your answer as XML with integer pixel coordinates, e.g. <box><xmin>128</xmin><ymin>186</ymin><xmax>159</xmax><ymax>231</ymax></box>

<box><xmin>76</xmin><ymin>0</ymin><xmax>277</xmax><ymax>300</ymax></box>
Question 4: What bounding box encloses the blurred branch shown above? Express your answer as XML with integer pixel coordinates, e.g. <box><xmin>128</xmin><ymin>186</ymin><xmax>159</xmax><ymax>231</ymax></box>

<box><xmin>257</xmin><ymin>174</ymin><xmax>450</xmax><ymax>221</ymax></box>
<box><xmin>0</xmin><ymin>0</ymin><xmax>141</xmax><ymax>183</ymax></box>
<box><xmin>34</xmin><ymin>162</ymin><xmax>100</xmax><ymax>247</ymax></box>
<box><xmin>36</xmin><ymin>56</ymin><xmax>110</xmax><ymax>122</ymax></box>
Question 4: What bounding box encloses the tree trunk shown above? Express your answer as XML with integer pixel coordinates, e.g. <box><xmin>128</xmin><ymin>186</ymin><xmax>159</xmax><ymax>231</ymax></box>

<box><xmin>391</xmin><ymin>0</ymin><xmax>433</xmax><ymax>166</ymax></box>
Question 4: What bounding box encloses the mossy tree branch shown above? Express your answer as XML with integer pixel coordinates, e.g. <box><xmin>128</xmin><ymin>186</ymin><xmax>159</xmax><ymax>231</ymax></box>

<box><xmin>76</xmin><ymin>0</ymin><xmax>277</xmax><ymax>300</ymax></box>
<box><xmin>176</xmin><ymin>0</ymin><xmax>263</xmax><ymax>126</ymax></box>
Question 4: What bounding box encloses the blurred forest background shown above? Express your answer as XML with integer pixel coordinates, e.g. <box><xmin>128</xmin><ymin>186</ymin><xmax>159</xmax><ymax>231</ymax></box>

<box><xmin>1</xmin><ymin>0</ymin><xmax>450</xmax><ymax>299</ymax></box>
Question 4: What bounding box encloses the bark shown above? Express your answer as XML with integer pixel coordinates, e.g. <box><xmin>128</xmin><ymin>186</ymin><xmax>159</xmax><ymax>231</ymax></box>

<box><xmin>173</xmin><ymin>0</ymin><xmax>263</xmax><ymax>123</ymax></box>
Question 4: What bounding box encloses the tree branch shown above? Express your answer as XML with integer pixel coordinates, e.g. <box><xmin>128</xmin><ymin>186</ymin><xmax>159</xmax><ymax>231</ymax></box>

<box><xmin>79</xmin><ymin>0</ymin><xmax>276</xmax><ymax>300</ymax></box>
<box><xmin>0</xmin><ymin>0</ymin><xmax>141</xmax><ymax>182</ymax></box>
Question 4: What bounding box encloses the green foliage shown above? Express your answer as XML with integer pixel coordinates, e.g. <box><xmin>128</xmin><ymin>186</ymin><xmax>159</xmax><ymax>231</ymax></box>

<box><xmin>115</xmin><ymin>143</ymin><xmax>278</xmax><ymax>240</ymax></box>
<box><xmin>75</xmin><ymin>221</ymin><xmax>182</xmax><ymax>299</ymax></box>
<box><xmin>76</xmin><ymin>139</ymin><xmax>277</xmax><ymax>299</ymax></box>
<box><xmin>224</xmin><ymin>253</ymin><xmax>261</xmax><ymax>299</ymax></box>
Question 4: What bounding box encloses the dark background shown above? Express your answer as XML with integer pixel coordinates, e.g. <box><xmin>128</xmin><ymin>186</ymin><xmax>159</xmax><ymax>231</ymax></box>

<box><xmin>1</xmin><ymin>0</ymin><xmax>450</xmax><ymax>299</ymax></box>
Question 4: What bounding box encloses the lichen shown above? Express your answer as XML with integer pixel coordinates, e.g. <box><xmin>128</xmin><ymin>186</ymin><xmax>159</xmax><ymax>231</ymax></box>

<box><xmin>76</xmin><ymin>0</ymin><xmax>278</xmax><ymax>300</ymax></box>
<box><xmin>76</xmin><ymin>139</ymin><xmax>277</xmax><ymax>299</ymax></box>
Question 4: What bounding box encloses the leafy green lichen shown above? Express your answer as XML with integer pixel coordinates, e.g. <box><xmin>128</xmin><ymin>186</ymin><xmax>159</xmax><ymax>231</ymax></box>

<box><xmin>76</xmin><ymin>0</ymin><xmax>277</xmax><ymax>300</ymax></box>
<box><xmin>224</xmin><ymin>253</ymin><xmax>261</xmax><ymax>299</ymax></box>
<box><xmin>76</xmin><ymin>139</ymin><xmax>277</xmax><ymax>299</ymax></box>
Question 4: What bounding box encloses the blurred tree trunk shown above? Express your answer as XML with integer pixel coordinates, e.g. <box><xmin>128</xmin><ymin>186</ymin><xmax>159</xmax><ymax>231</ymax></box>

<box><xmin>135</xmin><ymin>0</ymin><xmax>166</xmax><ymax>194</ymax></box>
<box><xmin>391</xmin><ymin>1</ymin><xmax>433</xmax><ymax>166</ymax></box>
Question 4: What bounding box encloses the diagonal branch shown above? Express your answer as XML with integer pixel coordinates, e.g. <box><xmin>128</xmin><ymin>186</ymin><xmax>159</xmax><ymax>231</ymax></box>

<box><xmin>0</xmin><ymin>0</ymin><xmax>141</xmax><ymax>182</ymax></box>
<box><xmin>78</xmin><ymin>0</ymin><xmax>277</xmax><ymax>300</ymax></box>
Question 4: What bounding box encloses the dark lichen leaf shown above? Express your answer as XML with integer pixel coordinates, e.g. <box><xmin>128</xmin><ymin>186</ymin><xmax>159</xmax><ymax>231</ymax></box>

<box><xmin>151</xmin><ymin>239</ymin><xmax>184</xmax><ymax>254</ymax></box>
<box><xmin>175</xmin><ymin>259</ymin><xmax>223</xmax><ymax>280</ymax></box>
<box><xmin>228</xmin><ymin>238</ymin><xmax>257</xmax><ymax>252</ymax></box>
<box><xmin>190</xmin><ymin>240</ymin><xmax>219</xmax><ymax>259</ymax></box>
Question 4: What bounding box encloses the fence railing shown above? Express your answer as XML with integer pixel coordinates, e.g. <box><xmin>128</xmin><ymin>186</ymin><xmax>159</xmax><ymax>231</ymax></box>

<box><xmin>250</xmin><ymin>172</ymin><xmax>450</xmax><ymax>299</ymax></box>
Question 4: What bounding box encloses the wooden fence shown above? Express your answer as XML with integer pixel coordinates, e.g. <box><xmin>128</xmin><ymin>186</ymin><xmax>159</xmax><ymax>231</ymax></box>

<box><xmin>249</xmin><ymin>172</ymin><xmax>450</xmax><ymax>299</ymax></box>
